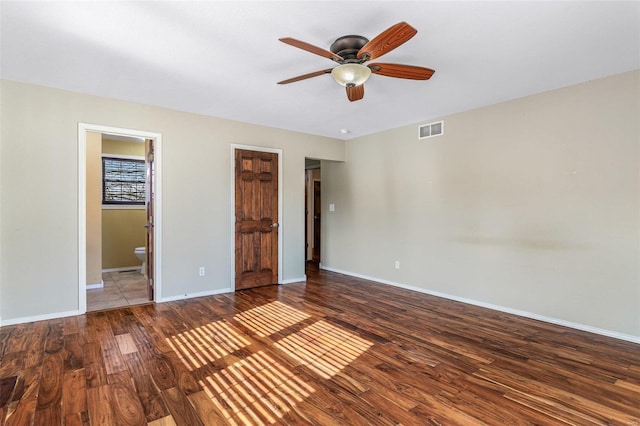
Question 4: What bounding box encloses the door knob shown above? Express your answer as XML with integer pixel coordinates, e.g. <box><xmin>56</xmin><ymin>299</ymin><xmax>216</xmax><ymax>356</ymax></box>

<box><xmin>271</xmin><ymin>223</ymin><xmax>279</xmax><ymax>228</ymax></box>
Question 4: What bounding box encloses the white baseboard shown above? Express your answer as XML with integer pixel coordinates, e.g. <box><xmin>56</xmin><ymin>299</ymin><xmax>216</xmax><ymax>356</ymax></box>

<box><xmin>282</xmin><ymin>276</ymin><xmax>306</xmax><ymax>284</ymax></box>
<box><xmin>86</xmin><ymin>280</ymin><xmax>104</xmax><ymax>290</ymax></box>
<box><xmin>102</xmin><ymin>266</ymin><xmax>141</xmax><ymax>273</ymax></box>
<box><xmin>320</xmin><ymin>265</ymin><xmax>640</xmax><ymax>345</ymax></box>
<box><xmin>1</xmin><ymin>288</ymin><xmax>231</xmax><ymax>326</ymax></box>
<box><xmin>157</xmin><ymin>287</ymin><xmax>232</xmax><ymax>303</ymax></box>
<box><xmin>1</xmin><ymin>309</ymin><xmax>81</xmax><ymax>327</ymax></box>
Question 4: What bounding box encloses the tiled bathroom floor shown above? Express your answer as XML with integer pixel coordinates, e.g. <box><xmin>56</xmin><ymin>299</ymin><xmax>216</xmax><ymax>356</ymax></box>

<box><xmin>87</xmin><ymin>270</ymin><xmax>151</xmax><ymax>312</ymax></box>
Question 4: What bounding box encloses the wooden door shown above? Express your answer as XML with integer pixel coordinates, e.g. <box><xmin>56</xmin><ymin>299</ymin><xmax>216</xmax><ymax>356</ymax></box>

<box><xmin>235</xmin><ymin>149</ymin><xmax>279</xmax><ymax>290</ymax></box>
<box><xmin>145</xmin><ymin>139</ymin><xmax>155</xmax><ymax>300</ymax></box>
<box><xmin>312</xmin><ymin>180</ymin><xmax>321</xmax><ymax>262</ymax></box>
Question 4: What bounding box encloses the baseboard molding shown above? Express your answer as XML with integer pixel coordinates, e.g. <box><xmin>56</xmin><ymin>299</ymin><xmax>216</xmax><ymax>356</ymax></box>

<box><xmin>320</xmin><ymin>265</ymin><xmax>640</xmax><ymax>345</ymax></box>
<box><xmin>86</xmin><ymin>280</ymin><xmax>104</xmax><ymax>290</ymax></box>
<box><xmin>157</xmin><ymin>287</ymin><xmax>232</xmax><ymax>303</ymax></box>
<box><xmin>1</xmin><ymin>288</ymin><xmax>231</xmax><ymax>325</ymax></box>
<box><xmin>102</xmin><ymin>266</ymin><xmax>141</xmax><ymax>273</ymax></box>
<box><xmin>282</xmin><ymin>276</ymin><xmax>306</xmax><ymax>284</ymax></box>
<box><xmin>1</xmin><ymin>309</ymin><xmax>81</xmax><ymax>327</ymax></box>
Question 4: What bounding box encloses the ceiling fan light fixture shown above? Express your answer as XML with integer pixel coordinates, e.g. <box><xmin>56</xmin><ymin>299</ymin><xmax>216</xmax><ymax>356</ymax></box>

<box><xmin>331</xmin><ymin>64</ymin><xmax>371</xmax><ymax>87</ymax></box>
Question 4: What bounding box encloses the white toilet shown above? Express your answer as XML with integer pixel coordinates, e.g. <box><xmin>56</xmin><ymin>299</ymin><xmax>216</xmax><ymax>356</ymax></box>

<box><xmin>134</xmin><ymin>246</ymin><xmax>146</xmax><ymax>275</ymax></box>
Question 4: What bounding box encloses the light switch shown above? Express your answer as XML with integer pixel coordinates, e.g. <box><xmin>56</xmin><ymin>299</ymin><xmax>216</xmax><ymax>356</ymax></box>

<box><xmin>329</xmin><ymin>203</ymin><xmax>335</xmax><ymax>212</ymax></box>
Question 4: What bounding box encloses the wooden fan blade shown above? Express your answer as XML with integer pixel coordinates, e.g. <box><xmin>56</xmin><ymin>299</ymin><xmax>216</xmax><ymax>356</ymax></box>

<box><xmin>357</xmin><ymin>22</ymin><xmax>417</xmax><ymax>61</ymax></box>
<box><xmin>368</xmin><ymin>63</ymin><xmax>435</xmax><ymax>80</ymax></box>
<box><xmin>279</xmin><ymin>37</ymin><xmax>344</xmax><ymax>61</ymax></box>
<box><xmin>277</xmin><ymin>69</ymin><xmax>333</xmax><ymax>85</ymax></box>
<box><xmin>346</xmin><ymin>85</ymin><xmax>364</xmax><ymax>102</ymax></box>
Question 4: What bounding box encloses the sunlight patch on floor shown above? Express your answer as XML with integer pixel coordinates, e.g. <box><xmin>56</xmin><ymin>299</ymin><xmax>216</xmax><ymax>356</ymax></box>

<box><xmin>234</xmin><ymin>301</ymin><xmax>310</xmax><ymax>337</ymax></box>
<box><xmin>166</xmin><ymin>320</ymin><xmax>251</xmax><ymax>370</ymax></box>
<box><xmin>167</xmin><ymin>301</ymin><xmax>373</xmax><ymax>424</ymax></box>
<box><xmin>199</xmin><ymin>350</ymin><xmax>315</xmax><ymax>425</ymax></box>
<box><xmin>274</xmin><ymin>320</ymin><xmax>373</xmax><ymax>379</ymax></box>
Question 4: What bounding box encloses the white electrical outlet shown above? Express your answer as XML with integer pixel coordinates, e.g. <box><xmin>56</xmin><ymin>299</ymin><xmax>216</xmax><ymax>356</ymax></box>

<box><xmin>395</xmin><ymin>261</ymin><xmax>400</xmax><ymax>269</ymax></box>
<box><xmin>199</xmin><ymin>267</ymin><xmax>205</xmax><ymax>276</ymax></box>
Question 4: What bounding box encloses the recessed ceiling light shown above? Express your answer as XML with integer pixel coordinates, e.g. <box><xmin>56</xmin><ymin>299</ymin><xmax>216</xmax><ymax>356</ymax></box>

<box><xmin>339</xmin><ymin>129</ymin><xmax>350</xmax><ymax>134</ymax></box>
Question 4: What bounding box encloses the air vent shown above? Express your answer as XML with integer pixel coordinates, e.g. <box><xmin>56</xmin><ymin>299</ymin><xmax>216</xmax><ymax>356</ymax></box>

<box><xmin>418</xmin><ymin>120</ymin><xmax>444</xmax><ymax>139</ymax></box>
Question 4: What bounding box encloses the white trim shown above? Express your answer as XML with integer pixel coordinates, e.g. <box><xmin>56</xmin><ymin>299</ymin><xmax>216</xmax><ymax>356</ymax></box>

<box><xmin>1</xmin><ymin>310</ymin><xmax>81</xmax><ymax>327</ymax></box>
<box><xmin>86</xmin><ymin>280</ymin><xmax>104</xmax><ymax>290</ymax></box>
<box><xmin>320</xmin><ymin>265</ymin><xmax>640</xmax><ymax>345</ymax></box>
<box><xmin>230</xmin><ymin>145</ymin><xmax>284</xmax><ymax>289</ymax></box>
<box><xmin>78</xmin><ymin>126</ymin><xmax>87</xmax><ymax>313</ymax></box>
<box><xmin>78</xmin><ymin>123</ymin><xmax>163</xmax><ymax>314</ymax></box>
<box><xmin>282</xmin><ymin>276</ymin><xmax>306</xmax><ymax>284</ymax></box>
<box><xmin>157</xmin><ymin>287</ymin><xmax>232</xmax><ymax>303</ymax></box>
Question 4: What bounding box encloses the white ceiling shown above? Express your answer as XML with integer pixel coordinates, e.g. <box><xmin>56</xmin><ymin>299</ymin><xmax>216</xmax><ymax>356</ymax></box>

<box><xmin>1</xmin><ymin>1</ymin><xmax>639</xmax><ymax>140</ymax></box>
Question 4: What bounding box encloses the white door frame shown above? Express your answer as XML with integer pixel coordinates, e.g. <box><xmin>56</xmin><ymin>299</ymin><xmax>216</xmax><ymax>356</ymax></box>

<box><xmin>78</xmin><ymin>123</ymin><xmax>163</xmax><ymax>313</ymax></box>
<box><xmin>230</xmin><ymin>144</ymin><xmax>283</xmax><ymax>289</ymax></box>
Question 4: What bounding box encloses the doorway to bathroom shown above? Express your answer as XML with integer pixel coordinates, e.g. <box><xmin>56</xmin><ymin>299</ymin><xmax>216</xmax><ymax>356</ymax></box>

<box><xmin>79</xmin><ymin>124</ymin><xmax>162</xmax><ymax>313</ymax></box>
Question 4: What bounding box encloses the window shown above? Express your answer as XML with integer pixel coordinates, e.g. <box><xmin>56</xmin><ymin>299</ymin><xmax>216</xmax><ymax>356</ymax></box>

<box><xmin>102</xmin><ymin>156</ymin><xmax>145</xmax><ymax>205</ymax></box>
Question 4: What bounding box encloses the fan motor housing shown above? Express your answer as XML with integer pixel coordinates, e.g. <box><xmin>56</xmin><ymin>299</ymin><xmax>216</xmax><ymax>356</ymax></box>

<box><xmin>330</xmin><ymin>35</ymin><xmax>369</xmax><ymax>62</ymax></box>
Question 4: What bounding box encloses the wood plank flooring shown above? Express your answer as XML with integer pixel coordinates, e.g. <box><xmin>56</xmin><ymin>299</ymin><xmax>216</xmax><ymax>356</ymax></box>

<box><xmin>1</xmin><ymin>266</ymin><xmax>639</xmax><ymax>425</ymax></box>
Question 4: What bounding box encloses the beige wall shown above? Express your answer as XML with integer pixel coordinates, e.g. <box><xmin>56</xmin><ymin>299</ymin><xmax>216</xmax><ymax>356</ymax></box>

<box><xmin>103</xmin><ymin>138</ymin><xmax>144</xmax><ymax>156</ymax></box>
<box><xmin>101</xmin><ymin>138</ymin><xmax>146</xmax><ymax>269</ymax></box>
<box><xmin>323</xmin><ymin>70</ymin><xmax>640</xmax><ymax>338</ymax></box>
<box><xmin>0</xmin><ymin>79</ymin><xmax>344</xmax><ymax>322</ymax></box>
<box><xmin>102</xmin><ymin>210</ymin><xmax>147</xmax><ymax>269</ymax></box>
<box><xmin>3</xmin><ymin>71</ymin><xmax>637</xmax><ymax>340</ymax></box>
<box><xmin>86</xmin><ymin>131</ymin><xmax>102</xmax><ymax>285</ymax></box>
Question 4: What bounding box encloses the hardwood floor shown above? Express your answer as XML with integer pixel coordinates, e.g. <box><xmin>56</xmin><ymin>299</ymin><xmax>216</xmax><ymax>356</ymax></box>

<box><xmin>1</xmin><ymin>267</ymin><xmax>639</xmax><ymax>425</ymax></box>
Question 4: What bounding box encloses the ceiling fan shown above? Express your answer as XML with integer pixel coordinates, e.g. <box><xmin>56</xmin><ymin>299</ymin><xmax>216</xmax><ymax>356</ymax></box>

<box><xmin>277</xmin><ymin>22</ymin><xmax>435</xmax><ymax>102</ymax></box>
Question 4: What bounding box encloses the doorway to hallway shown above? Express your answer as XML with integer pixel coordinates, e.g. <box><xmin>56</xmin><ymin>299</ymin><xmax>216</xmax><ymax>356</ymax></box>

<box><xmin>305</xmin><ymin>159</ymin><xmax>321</xmax><ymax>266</ymax></box>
